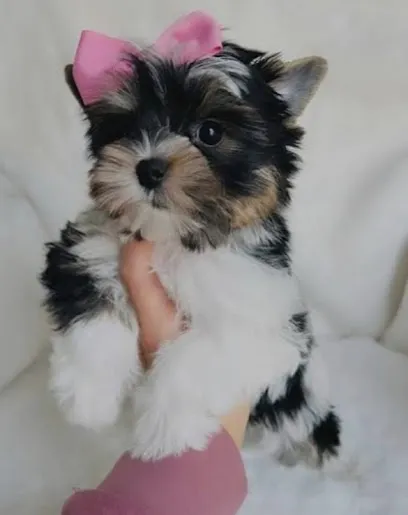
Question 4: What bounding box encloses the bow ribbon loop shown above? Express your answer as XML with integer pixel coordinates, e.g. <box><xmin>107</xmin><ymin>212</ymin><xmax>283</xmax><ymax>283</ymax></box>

<box><xmin>72</xmin><ymin>11</ymin><xmax>223</xmax><ymax>105</ymax></box>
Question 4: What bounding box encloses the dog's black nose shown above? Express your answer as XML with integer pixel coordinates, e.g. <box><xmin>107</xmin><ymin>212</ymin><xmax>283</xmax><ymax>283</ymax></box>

<box><xmin>136</xmin><ymin>158</ymin><xmax>168</xmax><ymax>190</ymax></box>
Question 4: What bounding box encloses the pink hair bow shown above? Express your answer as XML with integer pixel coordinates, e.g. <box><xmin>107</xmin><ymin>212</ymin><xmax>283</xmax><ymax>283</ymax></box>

<box><xmin>72</xmin><ymin>11</ymin><xmax>223</xmax><ymax>105</ymax></box>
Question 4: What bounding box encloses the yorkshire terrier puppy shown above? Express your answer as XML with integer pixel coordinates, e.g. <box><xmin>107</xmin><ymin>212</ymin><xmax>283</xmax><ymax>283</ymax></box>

<box><xmin>41</xmin><ymin>39</ymin><xmax>341</xmax><ymax>464</ymax></box>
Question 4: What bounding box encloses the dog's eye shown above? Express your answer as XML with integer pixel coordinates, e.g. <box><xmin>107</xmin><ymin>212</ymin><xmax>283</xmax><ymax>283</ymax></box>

<box><xmin>197</xmin><ymin>121</ymin><xmax>223</xmax><ymax>146</ymax></box>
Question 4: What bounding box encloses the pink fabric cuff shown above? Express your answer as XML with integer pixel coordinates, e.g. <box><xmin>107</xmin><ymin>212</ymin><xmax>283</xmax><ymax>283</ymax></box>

<box><xmin>62</xmin><ymin>429</ymin><xmax>247</xmax><ymax>515</ymax></box>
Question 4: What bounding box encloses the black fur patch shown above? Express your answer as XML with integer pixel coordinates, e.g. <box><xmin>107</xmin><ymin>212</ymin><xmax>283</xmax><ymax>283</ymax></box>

<box><xmin>60</xmin><ymin>222</ymin><xmax>86</xmax><ymax>248</ymax></box>
<box><xmin>248</xmin><ymin>213</ymin><xmax>291</xmax><ymax>269</ymax></box>
<box><xmin>249</xmin><ymin>366</ymin><xmax>306</xmax><ymax>430</ymax></box>
<box><xmin>180</xmin><ymin>232</ymin><xmax>204</xmax><ymax>252</ymax></box>
<box><xmin>40</xmin><ymin>225</ymin><xmax>111</xmax><ymax>332</ymax></box>
<box><xmin>223</xmin><ymin>41</ymin><xmax>266</xmax><ymax>64</ymax></box>
<box><xmin>290</xmin><ymin>312</ymin><xmax>308</xmax><ymax>333</ymax></box>
<box><xmin>311</xmin><ymin>410</ymin><xmax>341</xmax><ymax>460</ymax></box>
<box><xmin>290</xmin><ymin>311</ymin><xmax>314</xmax><ymax>355</ymax></box>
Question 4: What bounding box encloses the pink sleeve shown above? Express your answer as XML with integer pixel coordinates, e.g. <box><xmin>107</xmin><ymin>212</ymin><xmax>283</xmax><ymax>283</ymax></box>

<box><xmin>61</xmin><ymin>429</ymin><xmax>248</xmax><ymax>515</ymax></box>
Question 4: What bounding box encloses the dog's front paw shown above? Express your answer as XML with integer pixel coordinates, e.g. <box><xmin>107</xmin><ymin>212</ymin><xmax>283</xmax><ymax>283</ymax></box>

<box><xmin>130</xmin><ymin>386</ymin><xmax>219</xmax><ymax>461</ymax></box>
<box><xmin>49</xmin><ymin>315</ymin><xmax>140</xmax><ymax>431</ymax></box>
<box><xmin>50</xmin><ymin>356</ymin><xmax>122</xmax><ymax>431</ymax></box>
<box><xmin>49</xmin><ymin>339</ymin><xmax>125</xmax><ymax>431</ymax></box>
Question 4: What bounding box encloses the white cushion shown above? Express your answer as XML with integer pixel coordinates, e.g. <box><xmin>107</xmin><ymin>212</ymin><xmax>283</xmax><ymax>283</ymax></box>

<box><xmin>0</xmin><ymin>170</ymin><xmax>48</xmax><ymax>390</ymax></box>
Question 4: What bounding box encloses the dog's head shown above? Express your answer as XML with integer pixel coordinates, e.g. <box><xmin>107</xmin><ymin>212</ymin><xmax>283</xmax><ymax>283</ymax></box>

<box><xmin>66</xmin><ymin>42</ymin><xmax>327</xmax><ymax>249</ymax></box>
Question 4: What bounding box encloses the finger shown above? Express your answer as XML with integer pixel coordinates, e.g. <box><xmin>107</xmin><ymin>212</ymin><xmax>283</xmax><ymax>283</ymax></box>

<box><xmin>120</xmin><ymin>241</ymin><xmax>179</xmax><ymax>355</ymax></box>
<box><xmin>120</xmin><ymin>239</ymin><xmax>154</xmax><ymax>284</ymax></box>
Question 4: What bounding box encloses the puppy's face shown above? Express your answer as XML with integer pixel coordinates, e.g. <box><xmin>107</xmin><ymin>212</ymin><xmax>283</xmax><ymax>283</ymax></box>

<box><xmin>67</xmin><ymin>43</ymin><xmax>327</xmax><ymax>249</ymax></box>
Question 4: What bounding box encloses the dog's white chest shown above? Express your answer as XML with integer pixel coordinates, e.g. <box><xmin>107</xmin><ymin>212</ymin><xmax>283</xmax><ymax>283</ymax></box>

<box><xmin>151</xmin><ymin>243</ymin><xmax>301</xmax><ymax>328</ymax></box>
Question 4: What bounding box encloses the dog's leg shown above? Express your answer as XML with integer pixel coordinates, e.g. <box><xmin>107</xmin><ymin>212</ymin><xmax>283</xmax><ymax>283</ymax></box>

<box><xmin>41</xmin><ymin>209</ymin><xmax>139</xmax><ymax>430</ymax></box>
<box><xmin>249</xmin><ymin>312</ymin><xmax>341</xmax><ymax>467</ymax></box>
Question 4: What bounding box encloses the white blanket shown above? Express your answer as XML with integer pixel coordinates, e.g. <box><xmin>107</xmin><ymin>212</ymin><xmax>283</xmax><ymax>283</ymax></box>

<box><xmin>1</xmin><ymin>1</ymin><xmax>408</xmax><ymax>513</ymax></box>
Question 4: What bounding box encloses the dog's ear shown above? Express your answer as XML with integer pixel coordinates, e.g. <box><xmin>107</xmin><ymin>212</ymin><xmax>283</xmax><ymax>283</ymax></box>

<box><xmin>271</xmin><ymin>57</ymin><xmax>327</xmax><ymax>118</ymax></box>
<box><xmin>271</xmin><ymin>57</ymin><xmax>328</xmax><ymax>117</ymax></box>
<box><xmin>252</xmin><ymin>54</ymin><xmax>328</xmax><ymax>118</ymax></box>
<box><xmin>64</xmin><ymin>64</ymin><xmax>85</xmax><ymax>109</ymax></box>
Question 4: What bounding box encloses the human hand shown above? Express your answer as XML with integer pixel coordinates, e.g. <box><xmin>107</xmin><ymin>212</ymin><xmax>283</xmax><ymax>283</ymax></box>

<box><xmin>120</xmin><ymin>239</ymin><xmax>250</xmax><ymax>448</ymax></box>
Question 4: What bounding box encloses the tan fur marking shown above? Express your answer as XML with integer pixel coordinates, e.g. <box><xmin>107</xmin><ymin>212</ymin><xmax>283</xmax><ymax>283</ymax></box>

<box><xmin>229</xmin><ymin>172</ymin><xmax>278</xmax><ymax>229</ymax></box>
<box><xmin>89</xmin><ymin>143</ymin><xmax>139</xmax><ymax>218</ymax></box>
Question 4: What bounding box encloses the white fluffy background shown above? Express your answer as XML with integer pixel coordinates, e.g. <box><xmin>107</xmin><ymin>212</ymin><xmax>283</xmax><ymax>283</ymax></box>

<box><xmin>1</xmin><ymin>1</ymin><xmax>408</xmax><ymax>514</ymax></box>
